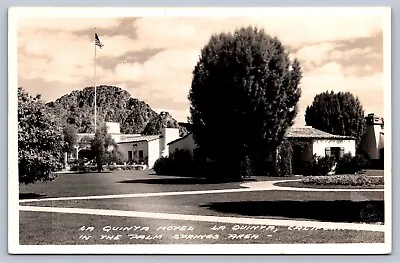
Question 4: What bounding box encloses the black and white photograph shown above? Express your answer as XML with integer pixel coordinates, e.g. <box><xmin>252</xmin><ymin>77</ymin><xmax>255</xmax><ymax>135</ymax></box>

<box><xmin>8</xmin><ymin>7</ymin><xmax>392</xmax><ymax>254</ymax></box>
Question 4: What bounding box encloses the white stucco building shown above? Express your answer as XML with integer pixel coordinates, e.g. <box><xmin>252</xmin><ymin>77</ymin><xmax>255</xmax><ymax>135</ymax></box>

<box><xmin>118</xmin><ymin>128</ymin><xmax>180</xmax><ymax>168</ymax></box>
<box><xmin>71</xmin><ymin>122</ymin><xmax>180</xmax><ymax>168</ymax></box>
<box><xmin>168</xmin><ymin>126</ymin><xmax>356</xmax><ymax>161</ymax></box>
<box><xmin>285</xmin><ymin>126</ymin><xmax>356</xmax><ymax>160</ymax></box>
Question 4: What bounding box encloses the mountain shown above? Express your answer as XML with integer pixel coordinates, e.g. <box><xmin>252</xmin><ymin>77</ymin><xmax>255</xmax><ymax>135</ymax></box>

<box><xmin>46</xmin><ymin>85</ymin><xmax>180</xmax><ymax>135</ymax></box>
<box><xmin>142</xmin><ymin>111</ymin><xmax>180</xmax><ymax>135</ymax></box>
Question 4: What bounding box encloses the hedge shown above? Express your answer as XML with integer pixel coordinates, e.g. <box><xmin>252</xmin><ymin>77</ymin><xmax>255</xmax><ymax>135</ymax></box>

<box><xmin>153</xmin><ymin>149</ymin><xmax>194</xmax><ymax>176</ymax></box>
<box><xmin>302</xmin><ymin>174</ymin><xmax>383</xmax><ymax>186</ymax></box>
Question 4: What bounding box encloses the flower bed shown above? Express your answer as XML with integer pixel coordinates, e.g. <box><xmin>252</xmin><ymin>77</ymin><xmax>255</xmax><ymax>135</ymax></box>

<box><xmin>70</xmin><ymin>164</ymin><xmax>147</xmax><ymax>172</ymax></box>
<box><xmin>302</xmin><ymin>174</ymin><xmax>384</xmax><ymax>186</ymax></box>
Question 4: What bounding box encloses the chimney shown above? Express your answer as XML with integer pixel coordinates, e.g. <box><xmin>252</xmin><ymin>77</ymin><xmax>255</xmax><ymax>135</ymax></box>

<box><xmin>365</xmin><ymin>113</ymin><xmax>383</xmax><ymax>126</ymax></box>
<box><xmin>160</xmin><ymin>127</ymin><xmax>180</xmax><ymax>157</ymax></box>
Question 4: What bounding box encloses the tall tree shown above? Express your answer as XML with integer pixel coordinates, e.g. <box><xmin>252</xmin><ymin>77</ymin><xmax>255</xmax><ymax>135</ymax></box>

<box><xmin>62</xmin><ymin>124</ymin><xmax>78</xmax><ymax>153</ymax></box>
<box><xmin>90</xmin><ymin>124</ymin><xmax>125</xmax><ymax>171</ymax></box>
<box><xmin>305</xmin><ymin>91</ymin><xmax>366</xmax><ymax>144</ymax></box>
<box><xmin>18</xmin><ymin>87</ymin><xmax>64</xmax><ymax>184</ymax></box>
<box><xmin>91</xmin><ymin>125</ymin><xmax>108</xmax><ymax>172</ymax></box>
<box><xmin>188</xmin><ymin>26</ymin><xmax>302</xmax><ymax>179</ymax></box>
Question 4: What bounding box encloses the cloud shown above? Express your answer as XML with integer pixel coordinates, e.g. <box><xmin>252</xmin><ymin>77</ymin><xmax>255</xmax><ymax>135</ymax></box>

<box><xmin>330</xmin><ymin>46</ymin><xmax>380</xmax><ymax>61</ymax></box>
<box><xmin>16</xmin><ymin>13</ymin><xmax>385</xmax><ymax>125</ymax></box>
<box><xmin>296</xmin><ymin>61</ymin><xmax>383</xmax><ymax>125</ymax></box>
<box><xmin>295</xmin><ymin>43</ymin><xmax>337</xmax><ymax>69</ymax></box>
<box><xmin>18</xmin><ymin>17</ymin><xmax>120</xmax><ymax>32</ymax></box>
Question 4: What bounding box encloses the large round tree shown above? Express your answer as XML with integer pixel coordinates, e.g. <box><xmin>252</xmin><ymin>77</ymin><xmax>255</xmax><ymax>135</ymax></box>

<box><xmin>188</xmin><ymin>27</ymin><xmax>302</xmax><ymax>179</ymax></box>
<box><xmin>305</xmin><ymin>91</ymin><xmax>366</xmax><ymax>145</ymax></box>
<box><xmin>18</xmin><ymin>87</ymin><xmax>64</xmax><ymax>184</ymax></box>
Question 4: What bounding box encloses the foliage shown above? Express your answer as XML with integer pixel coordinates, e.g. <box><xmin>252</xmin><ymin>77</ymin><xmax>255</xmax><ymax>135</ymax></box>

<box><xmin>336</xmin><ymin>153</ymin><xmax>370</xmax><ymax>174</ymax></box>
<box><xmin>153</xmin><ymin>156</ymin><xmax>173</xmax><ymax>175</ymax></box>
<box><xmin>178</xmin><ymin>125</ymin><xmax>190</xmax><ymax>137</ymax></box>
<box><xmin>62</xmin><ymin>124</ymin><xmax>78</xmax><ymax>152</ymax></box>
<box><xmin>291</xmin><ymin>140</ymin><xmax>313</xmax><ymax>175</ymax></box>
<box><xmin>276</xmin><ymin>140</ymin><xmax>293</xmax><ymax>177</ymax></box>
<box><xmin>69</xmin><ymin>160</ymin><xmax>89</xmax><ymax>172</ymax></box>
<box><xmin>188</xmin><ymin>26</ymin><xmax>302</xmax><ymax>179</ymax></box>
<box><xmin>18</xmin><ymin>87</ymin><xmax>64</xmax><ymax>184</ymax></box>
<box><xmin>77</xmin><ymin>149</ymin><xmax>95</xmax><ymax>161</ymax></box>
<box><xmin>46</xmin><ymin>85</ymin><xmax>179</xmax><ymax>134</ymax></box>
<box><xmin>90</xmin><ymin>124</ymin><xmax>123</xmax><ymax>172</ymax></box>
<box><xmin>70</xmin><ymin>164</ymin><xmax>144</xmax><ymax>172</ymax></box>
<box><xmin>239</xmin><ymin>155</ymin><xmax>253</xmax><ymax>179</ymax></box>
<box><xmin>153</xmin><ymin>149</ymin><xmax>194</xmax><ymax>176</ymax></box>
<box><xmin>305</xmin><ymin>91</ymin><xmax>366</xmax><ymax>144</ymax></box>
<box><xmin>91</xmin><ymin>126</ymin><xmax>107</xmax><ymax>172</ymax></box>
<box><xmin>142</xmin><ymin>111</ymin><xmax>180</xmax><ymax>135</ymax></box>
<box><xmin>303</xmin><ymin>155</ymin><xmax>336</xmax><ymax>176</ymax></box>
<box><xmin>105</xmin><ymin>146</ymin><xmax>127</xmax><ymax>165</ymax></box>
<box><xmin>302</xmin><ymin>174</ymin><xmax>383</xmax><ymax>186</ymax></box>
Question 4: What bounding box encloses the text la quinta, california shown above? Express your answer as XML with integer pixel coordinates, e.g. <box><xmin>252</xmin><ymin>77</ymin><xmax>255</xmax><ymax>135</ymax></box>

<box><xmin>77</xmin><ymin>224</ymin><xmax>346</xmax><ymax>242</ymax></box>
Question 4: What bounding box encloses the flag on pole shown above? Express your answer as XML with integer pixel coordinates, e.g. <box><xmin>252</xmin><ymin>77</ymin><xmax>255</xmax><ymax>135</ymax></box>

<box><xmin>95</xmin><ymin>33</ymin><xmax>104</xmax><ymax>49</ymax></box>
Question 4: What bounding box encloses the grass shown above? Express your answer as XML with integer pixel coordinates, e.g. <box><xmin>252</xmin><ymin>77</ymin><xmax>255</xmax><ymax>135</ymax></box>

<box><xmin>302</xmin><ymin>174</ymin><xmax>384</xmax><ymax>186</ymax></box>
<box><xmin>20</xmin><ymin>211</ymin><xmax>384</xmax><ymax>245</ymax></box>
<box><xmin>19</xmin><ymin>170</ymin><xmax>247</xmax><ymax>199</ymax></box>
<box><xmin>18</xmin><ymin>169</ymin><xmax>386</xmax><ymax>245</ymax></box>
<box><xmin>23</xmin><ymin>188</ymin><xmax>384</xmax><ymax>224</ymax></box>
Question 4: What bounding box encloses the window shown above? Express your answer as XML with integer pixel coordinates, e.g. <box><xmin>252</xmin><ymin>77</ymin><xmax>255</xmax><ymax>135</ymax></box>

<box><xmin>139</xmin><ymin>150</ymin><xmax>144</xmax><ymax>158</ymax></box>
<box><xmin>325</xmin><ymin>147</ymin><xmax>345</xmax><ymax>159</ymax></box>
<box><xmin>128</xmin><ymin>151</ymin><xmax>133</xmax><ymax>161</ymax></box>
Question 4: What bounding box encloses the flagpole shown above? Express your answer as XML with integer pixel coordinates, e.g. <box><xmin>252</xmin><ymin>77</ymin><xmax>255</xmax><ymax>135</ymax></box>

<box><xmin>94</xmin><ymin>30</ymin><xmax>97</xmax><ymax>132</ymax></box>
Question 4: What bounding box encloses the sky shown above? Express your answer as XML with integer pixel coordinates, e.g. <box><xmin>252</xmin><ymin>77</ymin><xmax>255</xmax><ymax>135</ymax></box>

<box><xmin>17</xmin><ymin>11</ymin><xmax>386</xmax><ymax>126</ymax></box>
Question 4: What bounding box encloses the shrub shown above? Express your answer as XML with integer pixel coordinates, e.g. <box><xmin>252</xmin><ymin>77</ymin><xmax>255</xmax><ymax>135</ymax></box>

<box><xmin>302</xmin><ymin>174</ymin><xmax>383</xmax><ymax>186</ymax></box>
<box><xmin>291</xmin><ymin>140</ymin><xmax>313</xmax><ymax>175</ymax></box>
<box><xmin>252</xmin><ymin>156</ymin><xmax>277</xmax><ymax>177</ymax></box>
<box><xmin>171</xmin><ymin>149</ymin><xmax>194</xmax><ymax>176</ymax></box>
<box><xmin>153</xmin><ymin>156</ymin><xmax>173</xmax><ymax>175</ymax></box>
<box><xmin>303</xmin><ymin>155</ymin><xmax>336</xmax><ymax>176</ymax></box>
<box><xmin>252</xmin><ymin>141</ymin><xmax>293</xmax><ymax>178</ymax></box>
<box><xmin>154</xmin><ymin>149</ymin><xmax>195</xmax><ymax>176</ymax></box>
<box><xmin>70</xmin><ymin>160</ymin><xmax>89</xmax><ymax>172</ymax></box>
<box><xmin>276</xmin><ymin>140</ymin><xmax>293</xmax><ymax>177</ymax></box>
<box><xmin>336</xmin><ymin>153</ymin><xmax>370</xmax><ymax>174</ymax></box>
<box><xmin>240</xmin><ymin>155</ymin><xmax>253</xmax><ymax>178</ymax></box>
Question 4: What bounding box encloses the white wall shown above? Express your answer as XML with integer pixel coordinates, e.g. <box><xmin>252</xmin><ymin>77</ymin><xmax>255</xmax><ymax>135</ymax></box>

<box><xmin>118</xmin><ymin>139</ymin><xmax>162</xmax><ymax>167</ymax></box>
<box><xmin>160</xmin><ymin>128</ymin><xmax>180</xmax><ymax>157</ymax></box>
<box><xmin>148</xmin><ymin>139</ymin><xmax>161</xmax><ymax>168</ymax></box>
<box><xmin>106</xmin><ymin>122</ymin><xmax>121</xmax><ymax>134</ymax></box>
<box><xmin>360</xmin><ymin>125</ymin><xmax>384</xmax><ymax>160</ymax></box>
<box><xmin>168</xmin><ymin>133</ymin><xmax>197</xmax><ymax>157</ymax></box>
<box><xmin>118</xmin><ymin>140</ymin><xmax>149</xmax><ymax>163</ymax></box>
<box><xmin>312</xmin><ymin>139</ymin><xmax>356</xmax><ymax>157</ymax></box>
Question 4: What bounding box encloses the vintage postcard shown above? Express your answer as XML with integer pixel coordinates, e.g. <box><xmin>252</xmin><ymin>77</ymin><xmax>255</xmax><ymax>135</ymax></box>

<box><xmin>8</xmin><ymin>7</ymin><xmax>392</xmax><ymax>254</ymax></box>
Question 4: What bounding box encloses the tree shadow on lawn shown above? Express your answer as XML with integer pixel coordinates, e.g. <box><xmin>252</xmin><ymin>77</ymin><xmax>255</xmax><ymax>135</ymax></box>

<box><xmin>118</xmin><ymin>177</ymin><xmax>256</xmax><ymax>185</ymax></box>
<box><xmin>201</xmin><ymin>200</ymin><xmax>384</xmax><ymax>223</ymax></box>
<box><xmin>19</xmin><ymin>193</ymin><xmax>47</xmax><ymax>200</ymax></box>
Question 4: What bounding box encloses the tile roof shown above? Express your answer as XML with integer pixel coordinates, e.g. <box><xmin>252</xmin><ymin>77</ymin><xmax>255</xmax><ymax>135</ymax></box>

<box><xmin>119</xmin><ymin>135</ymin><xmax>161</xmax><ymax>143</ymax></box>
<box><xmin>285</xmin><ymin>127</ymin><xmax>355</xmax><ymax>140</ymax></box>
<box><xmin>120</xmin><ymin>134</ymin><xmax>142</xmax><ymax>140</ymax></box>
<box><xmin>167</xmin><ymin>126</ymin><xmax>355</xmax><ymax>145</ymax></box>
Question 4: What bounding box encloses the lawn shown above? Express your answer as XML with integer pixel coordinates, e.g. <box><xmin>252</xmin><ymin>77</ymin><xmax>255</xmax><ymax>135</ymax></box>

<box><xmin>19</xmin><ymin>170</ymin><xmax>247</xmax><ymax>199</ymax></box>
<box><xmin>18</xmin><ymin>170</ymin><xmax>386</xmax><ymax>245</ymax></box>
<box><xmin>20</xmin><ymin>211</ymin><xmax>384</xmax><ymax>245</ymax></box>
